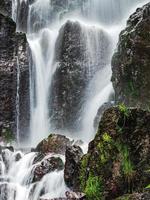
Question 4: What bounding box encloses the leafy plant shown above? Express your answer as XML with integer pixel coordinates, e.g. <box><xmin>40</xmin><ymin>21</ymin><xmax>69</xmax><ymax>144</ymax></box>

<box><xmin>116</xmin><ymin>143</ymin><xmax>134</xmax><ymax>193</ymax></box>
<box><xmin>102</xmin><ymin>132</ymin><xmax>112</xmax><ymax>143</ymax></box>
<box><xmin>145</xmin><ymin>184</ymin><xmax>150</xmax><ymax>189</ymax></box>
<box><xmin>119</xmin><ymin>103</ymin><xmax>130</xmax><ymax>117</ymax></box>
<box><xmin>85</xmin><ymin>175</ymin><xmax>103</xmax><ymax>200</ymax></box>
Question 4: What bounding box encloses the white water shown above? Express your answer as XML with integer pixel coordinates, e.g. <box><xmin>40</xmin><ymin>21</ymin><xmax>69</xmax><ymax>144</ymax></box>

<box><xmin>16</xmin><ymin>57</ymin><xmax>20</xmax><ymax>144</ymax></box>
<box><xmin>28</xmin><ymin>29</ymin><xmax>58</xmax><ymax>144</ymax></box>
<box><xmin>0</xmin><ymin>149</ymin><xmax>67</xmax><ymax>200</ymax></box>
<box><xmin>1</xmin><ymin>0</ymin><xmax>149</xmax><ymax>199</ymax></box>
<box><xmin>11</xmin><ymin>0</ymin><xmax>149</xmax><ymax>145</ymax></box>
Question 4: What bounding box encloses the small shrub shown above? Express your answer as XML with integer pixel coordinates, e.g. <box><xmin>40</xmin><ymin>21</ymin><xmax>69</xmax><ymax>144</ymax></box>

<box><xmin>85</xmin><ymin>175</ymin><xmax>103</xmax><ymax>200</ymax></box>
<box><xmin>102</xmin><ymin>132</ymin><xmax>112</xmax><ymax>143</ymax></box>
<box><xmin>119</xmin><ymin>103</ymin><xmax>130</xmax><ymax>117</ymax></box>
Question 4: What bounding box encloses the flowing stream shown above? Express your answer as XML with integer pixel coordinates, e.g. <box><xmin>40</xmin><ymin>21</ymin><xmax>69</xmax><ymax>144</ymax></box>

<box><xmin>0</xmin><ymin>0</ymin><xmax>149</xmax><ymax>199</ymax></box>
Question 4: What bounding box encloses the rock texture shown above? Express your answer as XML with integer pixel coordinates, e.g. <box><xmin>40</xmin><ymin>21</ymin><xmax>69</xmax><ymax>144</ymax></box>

<box><xmin>32</xmin><ymin>156</ymin><xmax>64</xmax><ymax>183</ymax></box>
<box><xmin>36</xmin><ymin>134</ymin><xmax>72</xmax><ymax>155</ymax></box>
<box><xmin>116</xmin><ymin>193</ymin><xmax>150</xmax><ymax>200</ymax></box>
<box><xmin>112</xmin><ymin>2</ymin><xmax>150</xmax><ymax>109</ymax></box>
<box><xmin>50</xmin><ymin>20</ymin><xmax>111</xmax><ymax>132</ymax></box>
<box><xmin>0</xmin><ymin>13</ymin><xmax>30</xmax><ymax>141</ymax></box>
<box><xmin>0</xmin><ymin>0</ymin><xmax>12</xmax><ymax>17</ymax></box>
<box><xmin>64</xmin><ymin>145</ymin><xmax>83</xmax><ymax>190</ymax></box>
<box><xmin>77</xmin><ymin>106</ymin><xmax>150</xmax><ymax>199</ymax></box>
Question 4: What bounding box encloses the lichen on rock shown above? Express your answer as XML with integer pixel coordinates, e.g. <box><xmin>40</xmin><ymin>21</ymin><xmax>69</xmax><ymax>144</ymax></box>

<box><xmin>77</xmin><ymin>106</ymin><xmax>150</xmax><ymax>199</ymax></box>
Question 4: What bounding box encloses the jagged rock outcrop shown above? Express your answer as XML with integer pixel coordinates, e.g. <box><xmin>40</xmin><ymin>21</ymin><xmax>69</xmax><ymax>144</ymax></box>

<box><xmin>32</xmin><ymin>156</ymin><xmax>64</xmax><ymax>183</ymax></box>
<box><xmin>0</xmin><ymin>13</ymin><xmax>30</xmax><ymax>141</ymax></box>
<box><xmin>112</xmin><ymin>2</ymin><xmax>150</xmax><ymax>109</ymax></box>
<box><xmin>64</xmin><ymin>145</ymin><xmax>83</xmax><ymax>190</ymax></box>
<box><xmin>75</xmin><ymin>106</ymin><xmax>150</xmax><ymax>199</ymax></box>
<box><xmin>35</xmin><ymin>134</ymin><xmax>72</xmax><ymax>155</ymax></box>
<box><xmin>50</xmin><ymin>20</ymin><xmax>112</xmax><ymax>132</ymax></box>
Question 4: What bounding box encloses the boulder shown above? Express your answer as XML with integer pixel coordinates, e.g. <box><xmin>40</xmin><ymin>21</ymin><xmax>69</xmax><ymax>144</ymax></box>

<box><xmin>36</xmin><ymin>134</ymin><xmax>72</xmax><ymax>155</ymax></box>
<box><xmin>0</xmin><ymin>13</ymin><xmax>30</xmax><ymax>141</ymax></box>
<box><xmin>32</xmin><ymin>156</ymin><xmax>64</xmax><ymax>183</ymax></box>
<box><xmin>112</xmin><ymin>2</ymin><xmax>150</xmax><ymax>109</ymax></box>
<box><xmin>50</xmin><ymin>20</ymin><xmax>112</xmax><ymax>132</ymax></box>
<box><xmin>78</xmin><ymin>106</ymin><xmax>150</xmax><ymax>199</ymax></box>
<box><xmin>64</xmin><ymin>145</ymin><xmax>83</xmax><ymax>190</ymax></box>
<box><xmin>116</xmin><ymin>193</ymin><xmax>150</xmax><ymax>200</ymax></box>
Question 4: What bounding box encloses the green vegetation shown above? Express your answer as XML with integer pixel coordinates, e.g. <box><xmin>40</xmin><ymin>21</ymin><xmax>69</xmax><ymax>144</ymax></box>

<box><xmin>145</xmin><ymin>184</ymin><xmax>150</xmax><ymax>189</ymax></box>
<box><xmin>85</xmin><ymin>175</ymin><xmax>103</xmax><ymax>200</ymax></box>
<box><xmin>116</xmin><ymin>143</ymin><xmax>134</xmax><ymax>193</ymax></box>
<box><xmin>102</xmin><ymin>132</ymin><xmax>112</xmax><ymax>143</ymax></box>
<box><xmin>119</xmin><ymin>103</ymin><xmax>130</xmax><ymax>117</ymax></box>
<box><xmin>80</xmin><ymin>154</ymin><xmax>89</xmax><ymax>190</ymax></box>
<box><xmin>3</xmin><ymin>129</ymin><xmax>15</xmax><ymax>143</ymax></box>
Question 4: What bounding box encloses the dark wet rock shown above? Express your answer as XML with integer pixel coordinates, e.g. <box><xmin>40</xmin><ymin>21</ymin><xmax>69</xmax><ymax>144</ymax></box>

<box><xmin>94</xmin><ymin>101</ymin><xmax>115</xmax><ymax>129</ymax></box>
<box><xmin>64</xmin><ymin>145</ymin><xmax>83</xmax><ymax>190</ymax></box>
<box><xmin>0</xmin><ymin>0</ymin><xmax>12</xmax><ymax>17</ymax></box>
<box><xmin>14</xmin><ymin>152</ymin><xmax>22</xmax><ymax>161</ymax></box>
<box><xmin>36</xmin><ymin>134</ymin><xmax>72</xmax><ymax>155</ymax></box>
<box><xmin>0</xmin><ymin>13</ymin><xmax>30</xmax><ymax>141</ymax></box>
<box><xmin>116</xmin><ymin>193</ymin><xmax>150</xmax><ymax>200</ymax></box>
<box><xmin>112</xmin><ymin>2</ymin><xmax>150</xmax><ymax>109</ymax></box>
<box><xmin>78</xmin><ymin>106</ymin><xmax>150</xmax><ymax>199</ymax></box>
<box><xmin>32</xmin><ymin>156</ymin><xmax>64</xmax><ymax>183</ymax></box>
<box><xmin>50</xmin><ymin>20</ymin><xmax>112</xmax><ymax>133</ymax></box>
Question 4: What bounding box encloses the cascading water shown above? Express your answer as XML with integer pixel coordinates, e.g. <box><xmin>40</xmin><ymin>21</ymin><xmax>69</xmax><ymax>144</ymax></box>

<box><xmin>1</xmin><ymin>0</ymin><xmax>149</xmax><ymax>199</ymax></box>
<box><xmin>16</xmin><ymin>56</ymin><xmax>20</xmax><ymax>144</ymax></box>
<box><xmin>28</xmin><ymin>29</ymin><xmax>58</xmax><ymax>144</ymax></box>
<box><xmin>12</xmin><ymin>0</ymin><xmax>149</xmax><ymax>145</ymax></box>
<box><xmin>0</xmin><ymin>149</ymin><xmax>67</xmax><ymax>200</ymax></box>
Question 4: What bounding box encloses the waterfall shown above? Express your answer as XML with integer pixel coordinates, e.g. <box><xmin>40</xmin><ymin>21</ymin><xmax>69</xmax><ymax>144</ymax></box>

<box><xmin>11</xmin><ymin>0</ymin><xmax>148</xmax><ymax>145</ymax></box>
<box><xmin>1</xmin><ymin>0</ymin><xmax>149</xmax><ymax>199</ymax></box>
<box><xmin>28</xmin><ymin>29</ymin><xmax>58</xmax><ymax>145</ymax></box>
<box><xmin>16</xmin><ymin>57</ymin><xmax>20</xmax><ymax>144</ymax></box>
<box><xmin>0</xmin><ymin>149</ymin><xmax>67</xmax><ymax>200</ymax></box>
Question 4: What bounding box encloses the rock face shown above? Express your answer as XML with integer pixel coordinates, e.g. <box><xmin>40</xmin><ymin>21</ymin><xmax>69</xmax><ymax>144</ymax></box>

<box><xmin>50</xmin><ymin>20</ymin><xmax>111</xmax><ymax>132</ymax></box>
<box><xmin>36</xmin><ymin>134</ymin><xmax>72</xmax><ymax>155</ymax></box>
<box><xmin>0</xmin><ymin>13</ymin><xmax>30</xmax><ymax>141</ymax></box>
<box><xmin>78</xmin><ymin>106</ymin><xmax>150</xmax><ymax>199</ymax></box>
<box><xmin>0</xmin><ymin>0</ymin><xmax>12</xmax><ymax>17</ymax></box>
<box><xmin>116</xmin><ymin>193</ymin><xmax>150</xmax><ymax>200</ymax></box>
<box><xmin>64</xmin><ymin>145</ymin><xmax>83</xmax><ymax>190</ymax></box>
<box><xmin>112</xmin><ymin>2</ymin><xmax>150</xmax><ymax>109</ymax></box>
<box><xmin>32</xmin><ymin>156</ymin><xmax>64</xmax><ymax>183</ymax></box>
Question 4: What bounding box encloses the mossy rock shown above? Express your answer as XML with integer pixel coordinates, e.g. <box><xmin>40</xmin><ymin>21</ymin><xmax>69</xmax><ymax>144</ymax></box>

<box><xmin>111</xmin><ymin>2</ymin><xmax>150</xmax><ymax>110</ymax></box>
<box><xmin>79</xmin><ymin>106</ymin><xmax>150</xmax><ymax>199</ymax></box>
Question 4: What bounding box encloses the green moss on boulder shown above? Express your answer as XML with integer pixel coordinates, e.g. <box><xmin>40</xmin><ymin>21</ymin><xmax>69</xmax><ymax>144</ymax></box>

<box><xmin>79</xmin><ymin>106</ymin><xmax>150</xmax><ymax>199</ymax></box>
